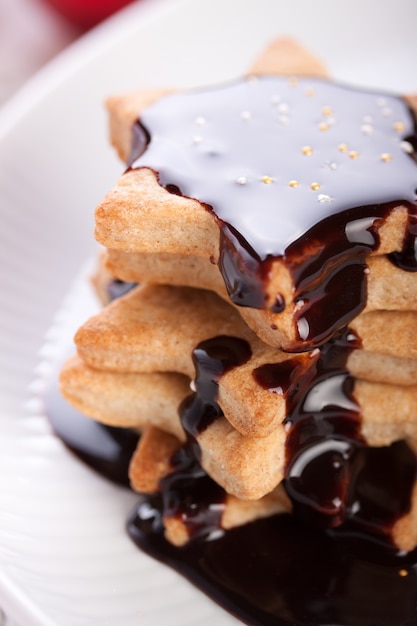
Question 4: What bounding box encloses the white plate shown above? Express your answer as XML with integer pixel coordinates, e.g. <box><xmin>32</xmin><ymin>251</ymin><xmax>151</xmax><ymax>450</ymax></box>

<box><xmin>1</xmin><ymin>0</ymin><xmax>417</xmax><ymax>624</ymax></box>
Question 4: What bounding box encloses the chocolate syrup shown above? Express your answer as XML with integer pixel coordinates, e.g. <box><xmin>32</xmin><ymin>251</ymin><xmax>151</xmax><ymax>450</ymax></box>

<box><xmin>159</xmin><ymin>445</ymin><xmax>226</xmax><ymax>542</ymax></box>
<box><xmin>177</xmin><ymin>331</ymin><xmax>417</xmax><ymax>539</ymax></box>
<box><xmin>46</xmin><ymin>366</ymin><xmax>417</xmax><ymax>625</ymax></box>
<box><xmin>129</xmin><ymin>505</ymin><xmax>417</xmax><ymax>626</ymax></box>
<box><xmin>180</xmin><ymin>335</ymin><xmax>252</xmax><ymax>439</ymax></box>
<box><xmin>44</xmin><ymin>376</ymin><xmax>138</xmax><ymax>486</ymax></box>
<box><xmin>130</xmin><ymin>76</ymin><xmax>417</xmax><ymax>347</ymax></box>
<box><xmin>254</xmin><ymin>329</ymin><xmax>417</xmax><ymax>535</ymax></box>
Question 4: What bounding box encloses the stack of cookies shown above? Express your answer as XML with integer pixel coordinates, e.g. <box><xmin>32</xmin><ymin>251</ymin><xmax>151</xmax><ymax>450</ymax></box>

<box><xmin>60</xmin><ymin>40</ymin><xmax>417</xmax><ymax>552</ymax></box>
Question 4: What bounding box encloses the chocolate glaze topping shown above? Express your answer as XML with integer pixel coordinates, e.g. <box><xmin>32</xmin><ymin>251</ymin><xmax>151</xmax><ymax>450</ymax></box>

<box><xmin>130</xmin><ymin>76</ymin><xmax>417</xmax><ymax>347</ymax></box>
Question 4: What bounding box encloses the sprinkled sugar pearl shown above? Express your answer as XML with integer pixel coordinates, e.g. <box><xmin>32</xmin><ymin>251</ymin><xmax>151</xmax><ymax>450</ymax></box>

<box><xmin>318</xmin><ymin>194</ymin><xmax>333</xmax><ymax>203</ymax></box>
<box><xmin>401</xmin><ymin>140</ymin><xmax>414</xmax><ymax>154</ymax></box>
<box><xmin>380</xmin><ymin>153</ymin><xmax>393</xmax><ymax>162</ymax></box>
<box><xmin>361</xmin><ymin>124</ymin><xmax>373</xmax><ymax>135</ymax></box>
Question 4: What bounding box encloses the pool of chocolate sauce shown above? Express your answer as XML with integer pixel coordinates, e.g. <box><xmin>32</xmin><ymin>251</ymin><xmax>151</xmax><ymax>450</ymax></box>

<box><xmin>45</xmin><ymin>379</ymin><xmax>417</xmax><ymax>625</ymax></box>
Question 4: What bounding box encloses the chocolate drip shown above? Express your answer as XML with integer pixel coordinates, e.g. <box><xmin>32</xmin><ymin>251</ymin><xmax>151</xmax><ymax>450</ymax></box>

<box><xmin>389</xmin><ymin>212</ymin><xmax>417</xmax><ymax>270</ymax></box>
<box><xmin>157</xmin><ymin>336</ymin><xmax>252</xmax><ymax>542</ymax></box>
<box><xmin>253</xmin><ymin>357</ymin><xmax>301</xmax><ymax>396</ymax></box>
<box><xmin>180</xmin><ymin>335</ymin><xmax>252</xmax><ymax>438</ymax></box>
<box><xmin>159</xmin><ymin>445</ymin><xmax>226</xmax><ymax>542</ymax></box>
<box><xmin>131</xmin><ymin>76</ymin><xmax>417</xmax><ymax>348</ymax></box>
<box><xmin>255</xmin><ymin>328</ymin><xmax>417</xmax><ymax>535</ymax></box>
<box><xmin>285</xmin><ymin>206</ymin><xmax>388</xmax><ymax>345</ymax></box>
<box><xmin>218</xmin><ymin>224</ymin><xmax>269</xmax><ymax>309</ymax></box>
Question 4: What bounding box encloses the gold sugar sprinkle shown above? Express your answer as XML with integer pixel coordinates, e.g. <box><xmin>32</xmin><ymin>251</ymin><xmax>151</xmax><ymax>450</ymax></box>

<box><xmin>393</xmin><ymin>121</ymin><xmax>405</xmax><ymax>132</ymax></box>
<box><xmin>261</xmin><ymin>175</ymin><xmax>274</xmax><ymax>184</ymax></box>
<box><xmin>380</xmin><ymin>152</ymin><xmax>393</xmax><ymax>162</ymax></box>
<box><xmin>288</xmin><ymin>76</ymin><xmax>298</xmax><ymax>87</ymax></box>
<box><xmin>318</xmin><ymin>122</ymin><xmax>329</xmax><ymax>131</ymax></box>
<box><xmin>322</xmin><ymin>105</ymin><xmax>333</xmax><ymax>117</ymax></box>
<box><xmin>305</xmin><ymin>87</ymin><xmax>315</xmax><ymax>97</ymax></box>
<box><xmin>399</xmin><ymin>569</ymin><xmax>408</xmax><ymax>577</ymax></box>
<box><xmin>301</xmin><ymin>145</ymin><xmax>314</xmax><ymax>156</ymax></box>
<box><xmin>288</xmin><ymin>180</ymin><xmax>300</xmax><ymax>188</ymax></box>
<box><xmin>310</xmin><ymin>182</ymin><xmax>321</xmax><ymax>190</ymax></box>
<box><xmin>338</xmin><ymin>143</ymin><xmax>348</xmax><ymax>152</ymax></box>
<box><xmin>348</xmin><ymin>150</ymin><xmax>359</xmax><ymax>159</ymax></box>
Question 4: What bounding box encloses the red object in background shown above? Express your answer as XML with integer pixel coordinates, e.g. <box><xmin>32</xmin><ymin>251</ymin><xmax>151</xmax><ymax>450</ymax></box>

<box><xmin>43</xmin><ymin>0</ymin><xmax>135</xmax><ymax>31</ymax></box>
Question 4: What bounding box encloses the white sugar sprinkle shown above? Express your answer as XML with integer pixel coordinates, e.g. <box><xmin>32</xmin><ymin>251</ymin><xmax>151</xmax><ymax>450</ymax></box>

<box><xmin>318</xmin><ymin>194</ymin><xmax>333</xmax><ymax>203</ymax></box>
<box><xmin>361</xmin><ymin>123</ymin><xmax>373</xmax><ymax>135</ymax></box>
<box><xmin>241</xmin><ymin>111</ymin><xmax>252</xmax><ymax>121</ymax></box>
<box><xmin>400</xmin><ymin>140</ymin><xmax>414</xmax><ymax>154</ymax></box>
<box><xmin>323</xmin><ymin>161</ymin><xmax>338</xmax><ymax>170</ymax></box>
<box><xmin>195</xmin><ymin>116</ymin><xmax>206</xmax><ymax>126</ymax></box>
<box><xmin>236</xmin><ymin>176</ymin><xmax>248</xmax><ymax>185</ymax></box>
